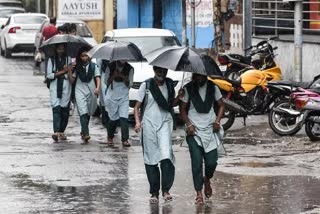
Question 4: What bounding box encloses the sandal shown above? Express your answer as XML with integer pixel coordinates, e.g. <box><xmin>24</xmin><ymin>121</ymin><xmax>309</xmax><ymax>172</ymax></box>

<box><xmin>163</xmin><ymin>192</ymin><xmax>173</xmax><ymax>202</ymax></box>
<box><xmin>149</xmin><ymin>195</ymin><xmax>159</xmax><ymax>204</ymax></box>
<box><xmin>195</xmin><ymin>196</ymin><xmax>204</xmax><ymax>205</ymax></box>
<box><xmin>122</xmin><ymin>140</ymin><xmax>131</xmax><ymax>147</ymax></box>
<box><xmin>59</xmin><ymin>133</ymin><xmax>67</xmax><ymax>140</ymax></box>
<box><xmin>52</xmin><ymin>133</ymin><xmax>59</xmax><ymax>142</ymax></box>
<box><xmin>107</xmin><ymin>137</ymin><xmax>114</xmax><ymax>146</ymax></box>
<box><xmin>204</xmin><ymin>176</ymin><xmax>212</xmax><ymax>198</ymax></box>
<box><xmin>83</xmin><ymin>135</ymin><xmax>90</xmax><ymax>143</ymax></box>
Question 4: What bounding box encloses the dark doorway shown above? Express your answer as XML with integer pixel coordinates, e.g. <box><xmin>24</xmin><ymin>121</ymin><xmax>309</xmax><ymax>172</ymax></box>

<box><xmin>153</xmin><ymin>0</ymin><xmax>162</xmax><ymax>28</ymax></box>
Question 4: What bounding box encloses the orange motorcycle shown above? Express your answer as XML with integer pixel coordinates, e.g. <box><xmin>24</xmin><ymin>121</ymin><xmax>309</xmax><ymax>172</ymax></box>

<box><xmin>209</xmin><ymin>46</ymin><xmax>282</xmax><ymax>130</ymax></box>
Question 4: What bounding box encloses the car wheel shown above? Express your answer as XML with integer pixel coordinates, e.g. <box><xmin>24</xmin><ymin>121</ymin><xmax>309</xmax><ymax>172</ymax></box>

<box><xmin>4</xmin><ymin>41</ymin><xmax>11</xmax><ymax>58</ymax></box>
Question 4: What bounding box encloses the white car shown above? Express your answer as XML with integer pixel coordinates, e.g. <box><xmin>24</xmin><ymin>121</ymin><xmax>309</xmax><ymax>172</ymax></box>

<box><xmin>102</xmin><ymin>28</ymin><xmax>189</xmax><ymax>115</ymax></box>
<box><xmin>0</xmin><ymin>7</ymin><xmax>25</xmax><ymax>28</ymax></box>
<box><xmin>0</xmin><ymin>13</ymin><xmax>47</xmax><ymax>57</ymax></box>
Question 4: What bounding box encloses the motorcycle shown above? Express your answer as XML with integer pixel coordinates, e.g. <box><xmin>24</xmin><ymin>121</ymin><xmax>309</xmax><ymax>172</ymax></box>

<box><xmin>209</xmin><ymin>45</ymin><xmax>282</xmax><ymax>131</ymax></box>
<box><xmin>268</xmin><ymin>75</ymin><xmax>320</xmax><ymax>136</ymax></box>
<box><xmin>218</xmin><ymin>37</ymin><xmax>278</xmax><ymax>80</ymax></box>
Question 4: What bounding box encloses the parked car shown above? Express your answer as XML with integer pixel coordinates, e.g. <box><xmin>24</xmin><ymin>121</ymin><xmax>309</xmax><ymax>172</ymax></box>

<box><xmin>0</xmin><ymin>13</ymin><xmax>47</xmax><ymax>57</ymax></box>
<box><xmin>102</xmin><ymin>28</ymin><xmax>188</xmax><ymax>115</ymax></box>
<box><xmin>34</xmin><ymin>18</ymin><xmax>98</xmax><ymax>66</ymax></box>
<box><xmin>0</xmin><ymin>7</ymin><xmax>25</xmax><ymax>28</ymax></box>
<box><xmin>0</xmin><ymin>0</ymin><xmax>23</xmax><ymax>8</ymax></box>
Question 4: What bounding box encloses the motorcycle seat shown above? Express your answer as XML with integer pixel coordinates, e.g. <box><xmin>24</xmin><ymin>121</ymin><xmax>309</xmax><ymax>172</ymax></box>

<box><xmin>310</xmin><ymin>88</ymin><xmax>320</xmax><ymax>94</ymax></box>
<box><xmin>268</xmin><ymin>80</ymin><xmax>310</xmax><ymax>89</ymax></box>
<box><xmin>229</xmin><ymin>54</ymin><xmax>251</xmax><ymax>64</ymax></box>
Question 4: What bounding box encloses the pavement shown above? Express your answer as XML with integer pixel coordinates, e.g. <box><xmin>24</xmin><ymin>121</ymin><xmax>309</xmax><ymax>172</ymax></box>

<box><xmin>1</xmin><ymin>54</ymin><xmax>320</xmax><ymax>214</ymax></box>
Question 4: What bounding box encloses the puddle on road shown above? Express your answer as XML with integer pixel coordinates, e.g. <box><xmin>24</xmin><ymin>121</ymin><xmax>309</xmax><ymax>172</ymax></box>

<box><xmin>3</xmin><ymin>171</ymin><xmax>320</xmax><ymax>214</ymax></box>
<box><xmin>227</xmin><ymin>161</ymin><xmax>286</xmax><ymax>168</ymax></box>
<box><xmin>0</xmin><ymin>115</ymin><xmax>11</xmax><ymax>123</ymax></box>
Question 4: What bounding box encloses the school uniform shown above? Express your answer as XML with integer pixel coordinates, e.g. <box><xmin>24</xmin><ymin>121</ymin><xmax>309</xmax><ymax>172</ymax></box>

<box><xmin>47</xmin><ymin>56</ymin><xmax>72</xmax><ymax>134</ymax></box>
<box><xmin>104</xmin><ymin>62</ymin><xmax>134</xmax><ymax>142</ymax></box>
<box><xmin>73</xmin><ymin>61</ymin><xmax>100</xmax><ymax>136</ymax></box>
<box><xmin>136</xmin><ymin>78</ymin><xmax>176</xmax><ymax>196</ymax></box>
<box><xmin>181</xmin><ymin>81</ymin><xmax>222</xmax><ymax>191</ymax></box>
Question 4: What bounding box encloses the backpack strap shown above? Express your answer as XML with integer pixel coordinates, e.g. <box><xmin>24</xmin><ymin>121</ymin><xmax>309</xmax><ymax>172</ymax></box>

<box><xmin>140</xmin><ymin>79</ymin><xmax>151</xmax><ymax>121</ymax></box>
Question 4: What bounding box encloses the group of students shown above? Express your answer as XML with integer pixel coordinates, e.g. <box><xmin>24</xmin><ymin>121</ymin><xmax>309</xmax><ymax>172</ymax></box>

<box><xmin>133</xmin><ymin>68</ymin><xmax>225</xmax><ymax>205</ymax></box>
<box><xmin>46</xmin><ymin>36</ymin><xmax>225</xmax><ymax>206</ymax></box>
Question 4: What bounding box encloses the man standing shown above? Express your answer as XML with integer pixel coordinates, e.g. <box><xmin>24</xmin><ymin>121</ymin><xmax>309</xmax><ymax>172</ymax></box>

<box><xmin>180</xmin><ymin>73</ymin><xmax>225</xmax><ymax>205</ymax></box>
<box><xmin>104</xmin><ymin>60</ymin><xmax>134</xmax><ymax>147</ymax></box>
<box><xmin>42</xmin><ymin>17</ymin><xmax>58</xmax><ymax>41</ymax></box>
<box><xmin>42</xmin><ymin>17</ymin><xmax>58</xmax><ymax>83</ymax></box>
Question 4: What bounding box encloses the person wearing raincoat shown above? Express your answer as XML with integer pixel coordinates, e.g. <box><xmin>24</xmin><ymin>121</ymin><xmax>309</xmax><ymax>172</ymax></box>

<box><xmin>179</xmin><ymin>73</ymin><xmax>225</xmax><ymax>205</ymax></box>
<box><xmin>68</xmin><ymin>47</ymin><xmax>101</xmax><ymax>142</ymax></box>
<box><xmin>134</xmin><ymin>66</ymin><xmax>184</xmax><ymax>203</ymax></box>
<box><xmin>46</xmin><ymin>44</ymin><xmax>72</xmax><ymax>142</ymax></box>
<box><xmin>104</xmin><ymin>60</ymin><xmax>133</xmax><ymax>147</ymax></box>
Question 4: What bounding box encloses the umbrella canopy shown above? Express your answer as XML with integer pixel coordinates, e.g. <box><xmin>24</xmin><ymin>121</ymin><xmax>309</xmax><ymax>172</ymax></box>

<box><xmin>39</xmin><ymin>34</ymin><xmax>92</xmax><ymax>58</ymax></box>
<box><xmin>87</xmin><ymin>40</ymin><xmax>143</xmax><ymax>61</ymax></box>
<box><xmin>145</xmin><ymin>46</ymin><xmax>222</xmax><ymax>76</ymax></box>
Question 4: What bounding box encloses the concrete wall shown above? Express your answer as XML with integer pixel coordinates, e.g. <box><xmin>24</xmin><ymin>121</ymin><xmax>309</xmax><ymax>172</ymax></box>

<box><xmin>117</xmin><ymin>0</ymin><xmax>137</xmax><ymax>28</ymax></box>
<box><xmin>162</xmin><ymin>0</ymin><xmax>183</xmax><ymax>42</ymax></box>
<box><xmin>253</xmin><ymin>38</ymin><xmax>320</xmax><ymax>81</ymax></box>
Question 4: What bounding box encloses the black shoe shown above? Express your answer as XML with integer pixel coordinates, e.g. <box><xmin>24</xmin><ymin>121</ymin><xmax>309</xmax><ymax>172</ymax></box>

<box><xmin>52</xmin><ymin>134</ymin><xmax>58</xmax><ymax>142</ymax></box>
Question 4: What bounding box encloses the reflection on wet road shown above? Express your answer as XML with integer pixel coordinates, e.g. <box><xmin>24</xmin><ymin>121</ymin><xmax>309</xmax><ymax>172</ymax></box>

<box><xmin>1</xmin><ymin>55</ymin><xmax>320</xmax><ymax>213</ymax></box>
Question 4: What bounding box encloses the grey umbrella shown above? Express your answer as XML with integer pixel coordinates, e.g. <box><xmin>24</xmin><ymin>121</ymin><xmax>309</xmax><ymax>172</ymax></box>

<box><xmin>87</xmin><ymin>40</ymin><xmax>143</xmax><ymax>61</ymax></box>
<box><xmin>39</xmin><ymin>34</ymin><xmax>92</xmax><ymax>57</ymax></box>
<box><xmin>145</xmin><ymin>46</ymin><xmax>222</xmax><ymax>76</ymax></box>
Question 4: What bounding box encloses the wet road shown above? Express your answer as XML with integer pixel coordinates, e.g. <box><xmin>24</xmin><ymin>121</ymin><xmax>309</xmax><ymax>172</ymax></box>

<box><xmin>1</xmin><ymin>54</ymin><xmax>320</xmax><ymax>214</ymax></box>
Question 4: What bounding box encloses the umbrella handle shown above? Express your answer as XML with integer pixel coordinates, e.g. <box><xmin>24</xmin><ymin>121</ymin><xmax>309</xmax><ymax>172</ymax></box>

<box><xmin>181</xmin><ymin>72</ymin><xmax>185</xmax><ymax>89</ymax></box>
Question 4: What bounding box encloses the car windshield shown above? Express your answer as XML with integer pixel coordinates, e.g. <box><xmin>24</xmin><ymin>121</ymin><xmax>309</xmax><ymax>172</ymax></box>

<box><xmin>0</xmin><ymin>9</ymin><xmax>23</xmax><ymax>18</ymax></box>
<box><xmin>56</xmin><ymin>22</ymin><xmax>92</xmax><ymax>37</ymax></box>
<box><xmin>107</xmin><ymin>36</ymin><xmax>179</xmax><ymax>55</ymax></box>
<box><xmin>75</xmin><ymin>23</ymin><xmax>92</xmax><ymax>37</ymax></box>
<box><xmin>0</xmin><ymin>3</ymin><xmax>23</xmax><ymax>7</ymax></box>
<box><xmin>13</xmin><ymin>16</ymin><xmax>46</xmax><ymax>24</ymax></box>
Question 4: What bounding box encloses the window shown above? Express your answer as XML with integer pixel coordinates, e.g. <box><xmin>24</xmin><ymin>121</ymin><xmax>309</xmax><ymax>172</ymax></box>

<box><xmin>105</xmin><ymin>36</ymin><xmax>180</xmax><ymax>55</ymax></box>
<box><xmin>252</xmin><ymin>0</ymin><xmax>320</xmax><ymax>36</ymax></box>
<box><xmin>14</xmin><ymin>16</ymin><xmax>47</xmax><ymax>24</ymax></box>
<box><xmin>0</xmin><ymin>9</ymin><xmax>24</xmax><ymax>18</ymax></box>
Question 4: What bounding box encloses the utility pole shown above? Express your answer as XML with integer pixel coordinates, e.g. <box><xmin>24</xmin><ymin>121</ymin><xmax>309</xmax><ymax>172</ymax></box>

<box><xmin>36</xmin><ymin>0</ymin><xmax>41</xmax><ymax>13</ymax></box>
<box><xmin>45</xmin><ymin>0</ymin><xmax>49</xmax><ymax>16</ymax></box>
<box><xmin>190</xmin><ymin>0</ymin><xmax>196</xmax><ymax>48</ymax></box>
<box><xmin>243</xmin><ymin>0</ymin><xmax>252</xmax><ymax>55</ymax></box>
<box><xmin>294</xmin><ymin>0</ymin><xmax>303</xmax><ymax>81</ymax></box>
<box><xmin>213</xmin><ymin>0</ymin><xmax>224</xmax><ymax>53</ymax></box>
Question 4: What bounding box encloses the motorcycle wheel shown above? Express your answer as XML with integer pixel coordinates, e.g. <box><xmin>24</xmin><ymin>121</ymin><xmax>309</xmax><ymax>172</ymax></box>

<box><xmin>305</xmin><ymin>115</ymin><xmax>320</xmax><ymax>141</ymax></box>
<box><xmin>222</xmin><ymin>107</ymin><xmax>236</xmax><ymax>131</ymax></box>
<box><xmin>268</xmin><ymin>100</ymin><xmax>302</xmax><ymax>136</ymax></box>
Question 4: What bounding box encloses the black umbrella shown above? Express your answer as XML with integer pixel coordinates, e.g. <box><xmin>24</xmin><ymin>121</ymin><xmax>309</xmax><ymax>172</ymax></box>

<box><xmin>145</xmin><ymin>46</ymin><xmax>222</xmax><ymax>76</ymax></box>
<box><xmin>87</xmin><ymin>40</ymin><xmax>143</xmax><ymax>61</ymax></box>
<box><xmin>39</xmin><ymin>34</ymin><xmax>92</xmax><ymax>57</ymax></box>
